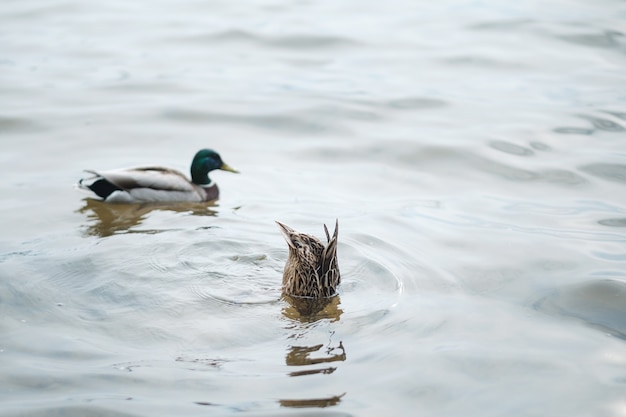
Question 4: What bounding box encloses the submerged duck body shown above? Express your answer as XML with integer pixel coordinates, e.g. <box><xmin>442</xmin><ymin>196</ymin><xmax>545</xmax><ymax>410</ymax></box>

<box><xmin>276</xmin><ymin>220</ymin><xmax>340</xmax><ymax>298</ymax></box>
<box><xmin>78</xmin><ymin>149</ymin><xmax>238</xmax><ymax>203</ymax></box>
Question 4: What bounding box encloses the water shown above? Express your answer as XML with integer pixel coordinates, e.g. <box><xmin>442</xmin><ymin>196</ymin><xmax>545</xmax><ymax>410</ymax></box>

<box><xmin>2</xmin><ymin>0</ymin><xmax>626</xmax><ymax>416</ymax></box>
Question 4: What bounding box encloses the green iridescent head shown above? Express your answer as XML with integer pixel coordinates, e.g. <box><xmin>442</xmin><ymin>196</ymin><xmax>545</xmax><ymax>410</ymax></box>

<box><xmin>190</xmin><ymin>149</ymin><xmax>238</xmax><ymax>185</ymax></box>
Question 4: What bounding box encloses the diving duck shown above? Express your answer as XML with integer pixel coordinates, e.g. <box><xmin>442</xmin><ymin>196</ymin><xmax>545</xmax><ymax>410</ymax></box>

<box><xmin>276</xmin><ymin>220</ymin><xmax>340</xmax><ymax>298</ymax></box>
<box><xmin>78</xmin><ymin>149</ymin><xmax>238</xmax><ymax>203</ymax></box>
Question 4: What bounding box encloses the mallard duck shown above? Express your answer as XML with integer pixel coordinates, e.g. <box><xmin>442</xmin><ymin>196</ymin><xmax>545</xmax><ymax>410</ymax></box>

<box><xmin>77</xmin><ymin>149</ymin><xmax>238</xmax><ymax>203</ymax></box>
<box><xmin>276</xmin><ymin>220</ymin><xmax>340</xmax><ymax>298</ymax></box>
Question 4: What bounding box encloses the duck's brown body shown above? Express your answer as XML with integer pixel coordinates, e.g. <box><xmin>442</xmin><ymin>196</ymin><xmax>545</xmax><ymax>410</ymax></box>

<box><xmin>276</xmin><ymin>220</ymin><xmax>340</xmax><ymax>298</ymax></box>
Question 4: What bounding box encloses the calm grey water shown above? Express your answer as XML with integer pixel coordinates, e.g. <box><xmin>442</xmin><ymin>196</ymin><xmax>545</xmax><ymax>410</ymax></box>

<box><xmin>2</xmin><ymin>0</ymin><xmax>626</xmax><ymax>416</ymax></box>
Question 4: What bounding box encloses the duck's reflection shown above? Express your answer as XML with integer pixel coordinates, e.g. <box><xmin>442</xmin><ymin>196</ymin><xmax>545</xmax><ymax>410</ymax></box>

<box><xmin>280</xmin><ymin>295</ymin><xmax>346</xmax><ymax>408</ymax></box>
<box><xmin>77</xmin><ymin>198</ymin><xmax>217</xmax><ymax>237</ymax></box>
<box><xmin>285</xmin><ymin>341</ymin><xmax>346</xmax><ymax>376</ymax></box>
<box><xmin>282</xmin><ymin>294</ymin><xmax>343</xmax><ymax>322</ymax></box>
<box><xmin>278</xmin><ymin>393</ymin><xmax>346</xmax><ymax>408</ymax></box>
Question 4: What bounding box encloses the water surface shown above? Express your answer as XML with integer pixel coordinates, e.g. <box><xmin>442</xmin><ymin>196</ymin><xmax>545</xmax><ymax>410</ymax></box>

<box><xmin>2</xmin><ymin>0</ymin><xmax>626</xmax><ymax>416</ymax></box>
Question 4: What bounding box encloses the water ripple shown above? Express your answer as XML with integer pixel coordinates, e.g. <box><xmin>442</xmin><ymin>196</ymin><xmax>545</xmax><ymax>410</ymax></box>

<box><xmin>197</xmin><ymin>242</ymin><xmax>401</xmax><ymax>318</ymax></box>
<box><xmin>603</xmin><ymin>110</ymin><xmax>626</xmax><ymax>121</ymax></box>
<box><xmin>559</xmin><ymin>30</ymin><xmax>625</xmax><ymax>49</ymax></box>
<box><xmin>599</xmin><ymin>218</ymin><xmax>626</xmax><ymax>227</ymax></box>
<box><xmin>553</xmin><ymin>126</ymin><xmax>594</xmax><ymax>135</ymax></box>
<box><xmin>133</xmin><ymin>227</ymin><xmax>410</xmax><ymax>321</ymax></box>
<box><xmin>554</xmin><ymin>113</ymin><xmax>625</xmax><ymax>134</ymax></box>
<box><xmin>163</xmin><ymin>108</ymin><xmax>338</xmax><ymax>134</ymax></box>
<box><xmin>580</xmin><ymin>163</ymin><xmax>626</xmax><ymax>184</ymax></box>
<box><xmin>0</xmin><ymin>115</ymin><xmax>43</xmax><ymax>132</ymax></box>
<box><xmin>534</xmin><ymin>279</ymin><xmax>626</xmax><ymax>340</ymax></box>
<box><xmin>178</xmin><ymin>29</ymin><xmax>360</xmax><ymax>49</ymax></box>
<box><xmin>385</xmin><ymin>97</ymin><xmax>448</xmax><ymax>110</ymax></box>
<box><xmin>488</xmin><ymin>140</ymin><xmax>534</xmax><ymax>157</ymax></box>
<box><xmin>578</xmin><ymin>115</ymin><xmax>624</xmax><ymax>132</ymax></box>
<box><xmin>419</xmin><ymin>212</ymin><xmax>626</xmax><ymax>242</ymax></box>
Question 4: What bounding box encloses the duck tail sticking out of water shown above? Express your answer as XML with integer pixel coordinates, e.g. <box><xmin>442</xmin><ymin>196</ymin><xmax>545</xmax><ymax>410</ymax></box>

<box><xmin>276</xmin><ymin>219</ymin><xmax>340</xmax><ymax>298</ymax></box>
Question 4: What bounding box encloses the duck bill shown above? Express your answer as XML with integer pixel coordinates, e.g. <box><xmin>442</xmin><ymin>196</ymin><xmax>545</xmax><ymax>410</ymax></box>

<box><xmin>220</xmin><ymin>162</ymin><xmax>239</xmax><ymax>173</ymax></box>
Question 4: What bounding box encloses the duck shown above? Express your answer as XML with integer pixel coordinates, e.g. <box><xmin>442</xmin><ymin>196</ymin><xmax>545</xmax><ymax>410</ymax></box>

<box><xmin>276</xmin><ymin>220</ymin><xmax>340</xmax><ymax>298</ymax></box>
<box><xmin>77</xmin><ymin>149</ymin><xmax>238</xmax><ymax>203</ymax></box>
